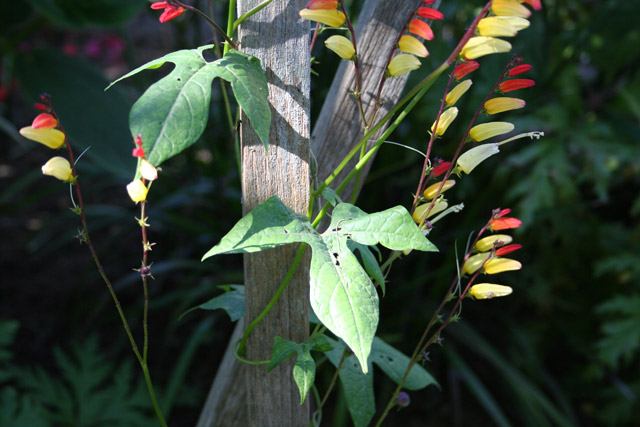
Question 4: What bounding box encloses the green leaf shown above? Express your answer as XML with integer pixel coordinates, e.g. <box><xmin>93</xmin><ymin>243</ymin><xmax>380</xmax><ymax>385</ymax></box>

<box><xmin>307</xmin><ymin>335</ymin><xmax>334</xmax><ymax>353</ymax></box>
<box><xmin>107</xmin><ymin>47</ymin><xmax>270</xmax><ymax>167</ymax></box>
<box><xmin>202</xmin><ymin>196</ymin><xmax>435</xmax><ymax>374</ymax></box>
<box><xmin>178</xmin><ymin>285</ymin><xmax>245</xmax><ymax>322</ymax></box>
<box><xmin>293</xmin><ymin>346</ymin><xmax>315</xmax><ymax>404</ymax></box>
<box><xmin>326</xmin><ymin>337</ymin><xmax>439</xmax><ymax>427</ymax></box>
<box><xmin>268</xmin><ymin>336</ymin><xmax>299</xmax><ymax>373</ymax></box>
<box><xmin>348</xmin><ymin>241</ymin><xmax>386</xmax><ymax>296</ymax></box>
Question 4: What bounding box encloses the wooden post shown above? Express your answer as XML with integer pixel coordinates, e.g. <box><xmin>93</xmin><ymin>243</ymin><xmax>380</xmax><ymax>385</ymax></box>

<box><xmin>237</xmin><ymin>0</ymin><xmax>310</xmax><ymax>425</ymax></box>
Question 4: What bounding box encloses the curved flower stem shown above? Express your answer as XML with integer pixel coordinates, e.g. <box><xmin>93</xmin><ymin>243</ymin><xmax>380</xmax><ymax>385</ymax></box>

<box><xmin>172</xmin><ymin>1</ymin><xmax>237</xmax><ymax>50</ymax></box>
<box><xmin>236</xmin><ymin>244</ymin><xmax>308</xmax><ymax>357</ymax></box>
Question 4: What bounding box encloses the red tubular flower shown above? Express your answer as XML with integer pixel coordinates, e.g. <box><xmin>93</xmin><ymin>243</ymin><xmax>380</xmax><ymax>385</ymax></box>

<box><xmin>423</xmin><ymin>0</ymin><xmax>436</xmax><ymax>4</ymax></box>
<box><xmin>497</xmin><ymin>208</ymin><xmax>511</xmax><ymax>217</ymax></box>
<box><xmin>151</xmin><ymin>2</ymin><xmax>185</xmax><ymax>23</ymax></box>
<box><xmin>495</xmin><ymin>243</ymin><xmax>522</xmax><ymax>256</ymax></box>
<box><xmin>521</xmin><ymin>0</ymin><xmax>542</xmax><ymax>10</ymax></box>
<box><xmin>34</xmin><ymin>103</ymin><xmax>48</xmax><ymax>112</ymax></box>
<box><xmin>500</xmin><ymin>78</ymin><xmax>536</xmax><ymax>92</ymax></box>
<box><xmin>417</xmin><ymin>7</ymin><xmax>443</xmax><ymax>20</ymax></box>
<box><xmin>32</xmin><ymin>113</ymin><xmax>57</xmax><ymax>129</ymax></box>
<box><xmin>409</xmin><ymin>19</ymin><xmax>434</xmax><ymax>40</ymax></box>
<box><xmin>306</xmin><ymin>0</ymin><xmax>338</xmax><ymax>9</ymax></box>
<box><xmin>490</xmin><ymin>217</ymin><xmax>522</xmax><ymax>231</ymax></box>
<box><xmin>431</xmin><ymin>161</ymin><xmax>451</xmax><ymax>177</ymax></box>
<box><xmin>132</xmin><ymin>135</ymin><xmax>145</xmax><ymax>158</ymax></box>
<box><xmin>508</xmin><ymin>64</ymin><xmax>532</xmax><ymax>76</ymax></box>
<box><xmin>453</xmin><ymin>61</ymin><xmax>480</xmax><ymax>80</ymax></box>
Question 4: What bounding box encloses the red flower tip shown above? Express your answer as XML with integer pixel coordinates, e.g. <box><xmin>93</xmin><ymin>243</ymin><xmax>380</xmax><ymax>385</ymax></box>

<box><xmin>417</xmin><ymin>7</ymin><xmax>443</xmax><ymax>20</ymax></box>
<box><xmin>431</xmin><ymin>161</ymin><xmax>451</xmax><ymax>177</ymax></box>
<box><xmin>453</xmin><ymin>61</ymin><xmax>479</xmax><ymax>80</ymax></box>
<box><xmin>135</xmin><ymin>135</ymin><xmax>143</xmax><ymax>147</ymax></box>
<box><xmin>305</xmin><ymin>0</ymin><xmax>338</xmax><ymax>9</ymax></box>
<box><xmin>496</xmin><ymin>208</ymin><xmax>511</xmax><ymax>217</ymax></box>
<box><xmin>151</xmin><ymin>1</ymin><xmax>169</xmax><ymax>9</ymax></box>
<box><xmin>495</xmin><ymin>243</ymin><xmax>522</xmax><ymax>256</ymax></box>
<box><xmin>132</xmin><ymin>147</ymin><xmax>146</xmax><ymax>158</ymax></box>
<box><xmin>409</xmin><ymin>19</ymin><xmax>434</xmax><ymax>40</ymax></box>
<box><xmin>32</xmin><ymin>113</ymin><xmax>57</xmax><ymax>129</ymax></box>
<box><xmin>508</xmin><ymin>64</ymin><xmax>532</xmax><ymax>76</ymax></box>
<box><xmin>423</xmin><ymin>0</ymin><xmax>436</xmax><ymax>4</ymax></box>
<box><xmin>34</xmin><ymin>103</ymin><xmax>48</xmax><ymax>112</ymax></box>
<box><xmin>490</xmin><ymin>217</ymin><xmax>522</xmax><ymax>231</ymax></box>
<box><xmin>521</xmin><ymin>0</ymin><xmax>542</xmax><ymax>10</ymax></box>
<box><xmin>500</xmin><ymin>79</ymin><xmax>536</xmax><ymax>93</ymax></box>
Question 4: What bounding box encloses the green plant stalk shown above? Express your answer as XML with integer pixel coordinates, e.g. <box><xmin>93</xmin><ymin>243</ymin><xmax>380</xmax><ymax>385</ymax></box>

<box><xmin>224</xmin><ymin>0</ymin><xmax>236</xmax><ymax>56</ymax></box>
<box><xmin>237</xmin><ymin>244</ymin><xmax>308</xmax><ymax>356</ymax></box>
<box><xmin>233</xmin><ymin>0</ymin><xmax>274</xmax><ymax>32</ymax></box>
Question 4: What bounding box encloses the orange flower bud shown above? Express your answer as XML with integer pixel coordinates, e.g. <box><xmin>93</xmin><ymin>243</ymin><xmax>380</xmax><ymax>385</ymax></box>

<box><xmin>508</xmin><ymin>64</ymin><xmax>532</xmax><ymax>76</ymax></box>
<box><xmin>32</xmin><ymin>113</ymin><xmax>57</xmax><ymax>129</ymax></box>
<box><xmin>306</xmin><ymin>0</ymin><xmax>338</xmax><ymax>9</ymax></box>
<box><xmin>452</xmin><ymin>61</ymin><xmax>479</xmax><ymax>80</ymax></box>
<box><xmin>417</xmin><ymin>7</ymin><xmax>443</xmax><ymax>20</ymax></box>
<box><xmin>409</xmin><ymin>19</ymin><xmax>434</xmax><ymax>40</ymax></box>
<box><xmin>499</xmin><ymin>79</ymin><xmax>535</xmax><ymax>92</ymax></box>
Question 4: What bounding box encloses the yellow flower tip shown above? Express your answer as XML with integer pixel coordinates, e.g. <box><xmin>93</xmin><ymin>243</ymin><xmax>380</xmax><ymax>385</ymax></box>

<box><xmin>325</xmin><ymin>35</ymin><xmax>355</xmax><ymax>60</ymax></box>
<box><xmin>469</xmin><ymin>121</ymin><xmax>515</xmax><ymax>142</ymax></box>
<box><xmin>477</xmin><ymin>17</ymin><xmax>518</xmax><ymax>37</ymax></box>
<box><xmin>388</xmin><ymin>54</ymin><xmax>421</xmax><ymax>76</ymax></box>
<box><xmin>445</xmin><ymin>80</ymin><xmax>473</xmax><ymax>106</ymax></box>
<box><xmin>412</xmin><ymin>200</ymin><xmax>448</xmax><ymax>224</ymax></box>
<box><xmin>469</xmin><ymin>283</ymin><xmax>513</xmax><ymax>299</ymax></box>
<box><xmin>126</xmin><ymin>179</ymin><xmax>149</xmax><ymax>203</ymax></box>
<box><xmin>484</xmin><ymin>257</ymin><xmax>522</xmax><ymax>274</ymax></box>
<box><xmin>139</xmin><ymin>159</ymin><xmax>158</xmax><ymax>181</ymax></box>
<box><xmin>41</xmin><ymin>156</ymin><xmax>73</xmax><ymax>182</ymax></box>
<box><xmin>461</xmin><ymin>37</ymin><xmax>511</xmax><ymax>60</ymax></box>
<box><xmin>19</xmin><ymin>126</ymin><xmax>66</xmax><ymax>149</ymax></box>
<box><xmin>484</xmin><ymin>97</ymin><xmax>526</xmax><ymax>114</ymax></box>
<box><xmin>423</xmin><ymin>179</ymin><xmax>456</xmax><ymax>200</ymax></box>
<box><xmin>456</xmin><ymin>143</ymin><xmax>500</xmax><ymax>174</ymax></box>
<box><xmin>463</xmin><ymin>252</ymin><xmax>492</xmax><ymax>275</ymax></box>
<box><xmin>299</xmin><ymin>8</ymin><xmax>346</xmax><ymax>27</ymax></box>
<box><xmin>492</xmin><ymin>0</ymin><xmax>532</xmax><ymax>18</ymax></box>
<box><xmin>398</xmin><ymin>35</ymin><xmax>429</xmax><ymax>58</ymax></box>
<box><xmin>431</xmin><ymin>107</ymin><xmax>459</xmax><ymax>136</ymax></box>
<box><xmin>476</xmin><ymin>234</ymin><xmax>513</xmax><ymax>252</ymax></box>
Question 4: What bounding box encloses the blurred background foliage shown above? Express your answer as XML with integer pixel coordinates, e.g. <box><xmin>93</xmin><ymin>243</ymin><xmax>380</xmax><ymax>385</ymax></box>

<box><xmin>1</xmin><ymin>0</ymin><xmax>639</xmax><ymax>425</ymax></box>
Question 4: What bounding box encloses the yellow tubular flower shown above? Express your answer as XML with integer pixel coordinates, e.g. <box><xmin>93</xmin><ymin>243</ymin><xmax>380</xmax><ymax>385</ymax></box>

<box><xmin>388</xmin><ymin>54</ymin><xmax>421</xmax><ymax>76</ymax></box>
<box><xmin>469</xmin><ymin>121</ymin><xmax>515</xmax><ymax>142</ymax></box>
<box><xmin>492</xmin><ymin>0</ymin><xmax>532</xmax><ymax>18</ymax></box>
<box><xmin>299</xmin><ymin>8</ymin><xmax>346</xmax><ymax>27</ymax></box>
<box><xmin>398</xmin><ymin>35</ymin><xmax>429</xmax><ymax>58</ymax></box>
<box><xmin>495</xmin><ymin>16</ymin><xmax>530</xmax><ymax>31</ymax></box>
<box><xmin>325</xmin><ymin>35</ymin><xmax>355</xmax><ymax>59</ymax></box>
<box><xmin>485</xmin><ymin>97</ymin><xmax>526</xmax><ymax>114</ymax></box>
<box><xmin>463</xmin><ymin>252</ymin><xmax>492</xmax><ymax>275</ymax></box>
<box><xmin>456</xmin><ymin>143</ymin><xmax>500</xmax><ymax>174</ymax></box>
<box><xmin>139</xmin><ymin>159</ymin><xmax>158</xmax><ymax>181</ymax></box>
<box><xmin>484</xmin><ymin>257</ymin><xmax>522</xmax><ymax>274</ymax></box>
<box><xmin>469</xmin><ymin>283</ymin><xmax>513</xmax><ymax>299</ymax></box>
<box><xmin>19</xmin><ymin>126</ymin><xmax>66</xmax><ymax>149</ymax></box>
<box><xmin>445</xmin><ymin>80</ymin><xmax>473</xmax><ymax>106</ymax></box>
<box><xmin>127</xmin><ymin>179</ymin><xmax>148</xmax><ymax>203</ymax></box>
<box><xmin>476</xmin><ymin>234</ymin><xmax>513</xmax><ymax>252</ymax></box>
<box><xmin>423</xmin><ymin>179</ymin><xmax>456</xmax><ymax>200</ymax></box>
<box><xmin>477</xmin><ymin>17</ymin><xmax>518</xmax><ymax>37</ymax></box>
<box><xmin>412</xmin><ymin>200</ymin><xmax>448</xmax><ymax>224</ymax></box>
<box><xmin>41</xmin><ymin>157</ymin><xmax>73</xmax><ymax>182</ymax></box>
<box><xmin>431</xmin><ymin>107</ymin><xmax>458</xmax><ymax>136</ymax></box>
<box><xmin>461</xmin><ymin>37</ymin><xmax>511</xmax><ymax>60</ymax></box>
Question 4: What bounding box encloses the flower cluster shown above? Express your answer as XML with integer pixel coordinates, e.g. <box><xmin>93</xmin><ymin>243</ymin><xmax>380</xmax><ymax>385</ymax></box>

<box><xmin>388</xmin><ymin>0</ymin><xmax>444</xmax><ymax>77</ymax></box>
<box><xmin>151</xmin><ymin>1</ymin><xmax>186</xmax><ymax>23</ymax></box>
<box><xmin>19</xmin><ymin>102</ymin><xmax>74</xmax><ymax>183</ymax></box>
<box><xmin>461</xmin><ymin>0</ymin><xmax>541</xmax><ymax>60</ymax></box>
<box><xmin>464</xmin><ymin>208</ymin><xmax>523</xmax><ymax>299</ymax></box>
<box><xmin>126</xmin><ymin>136</ymin><xmax>158</xmax><ymax>204</ymax></box>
